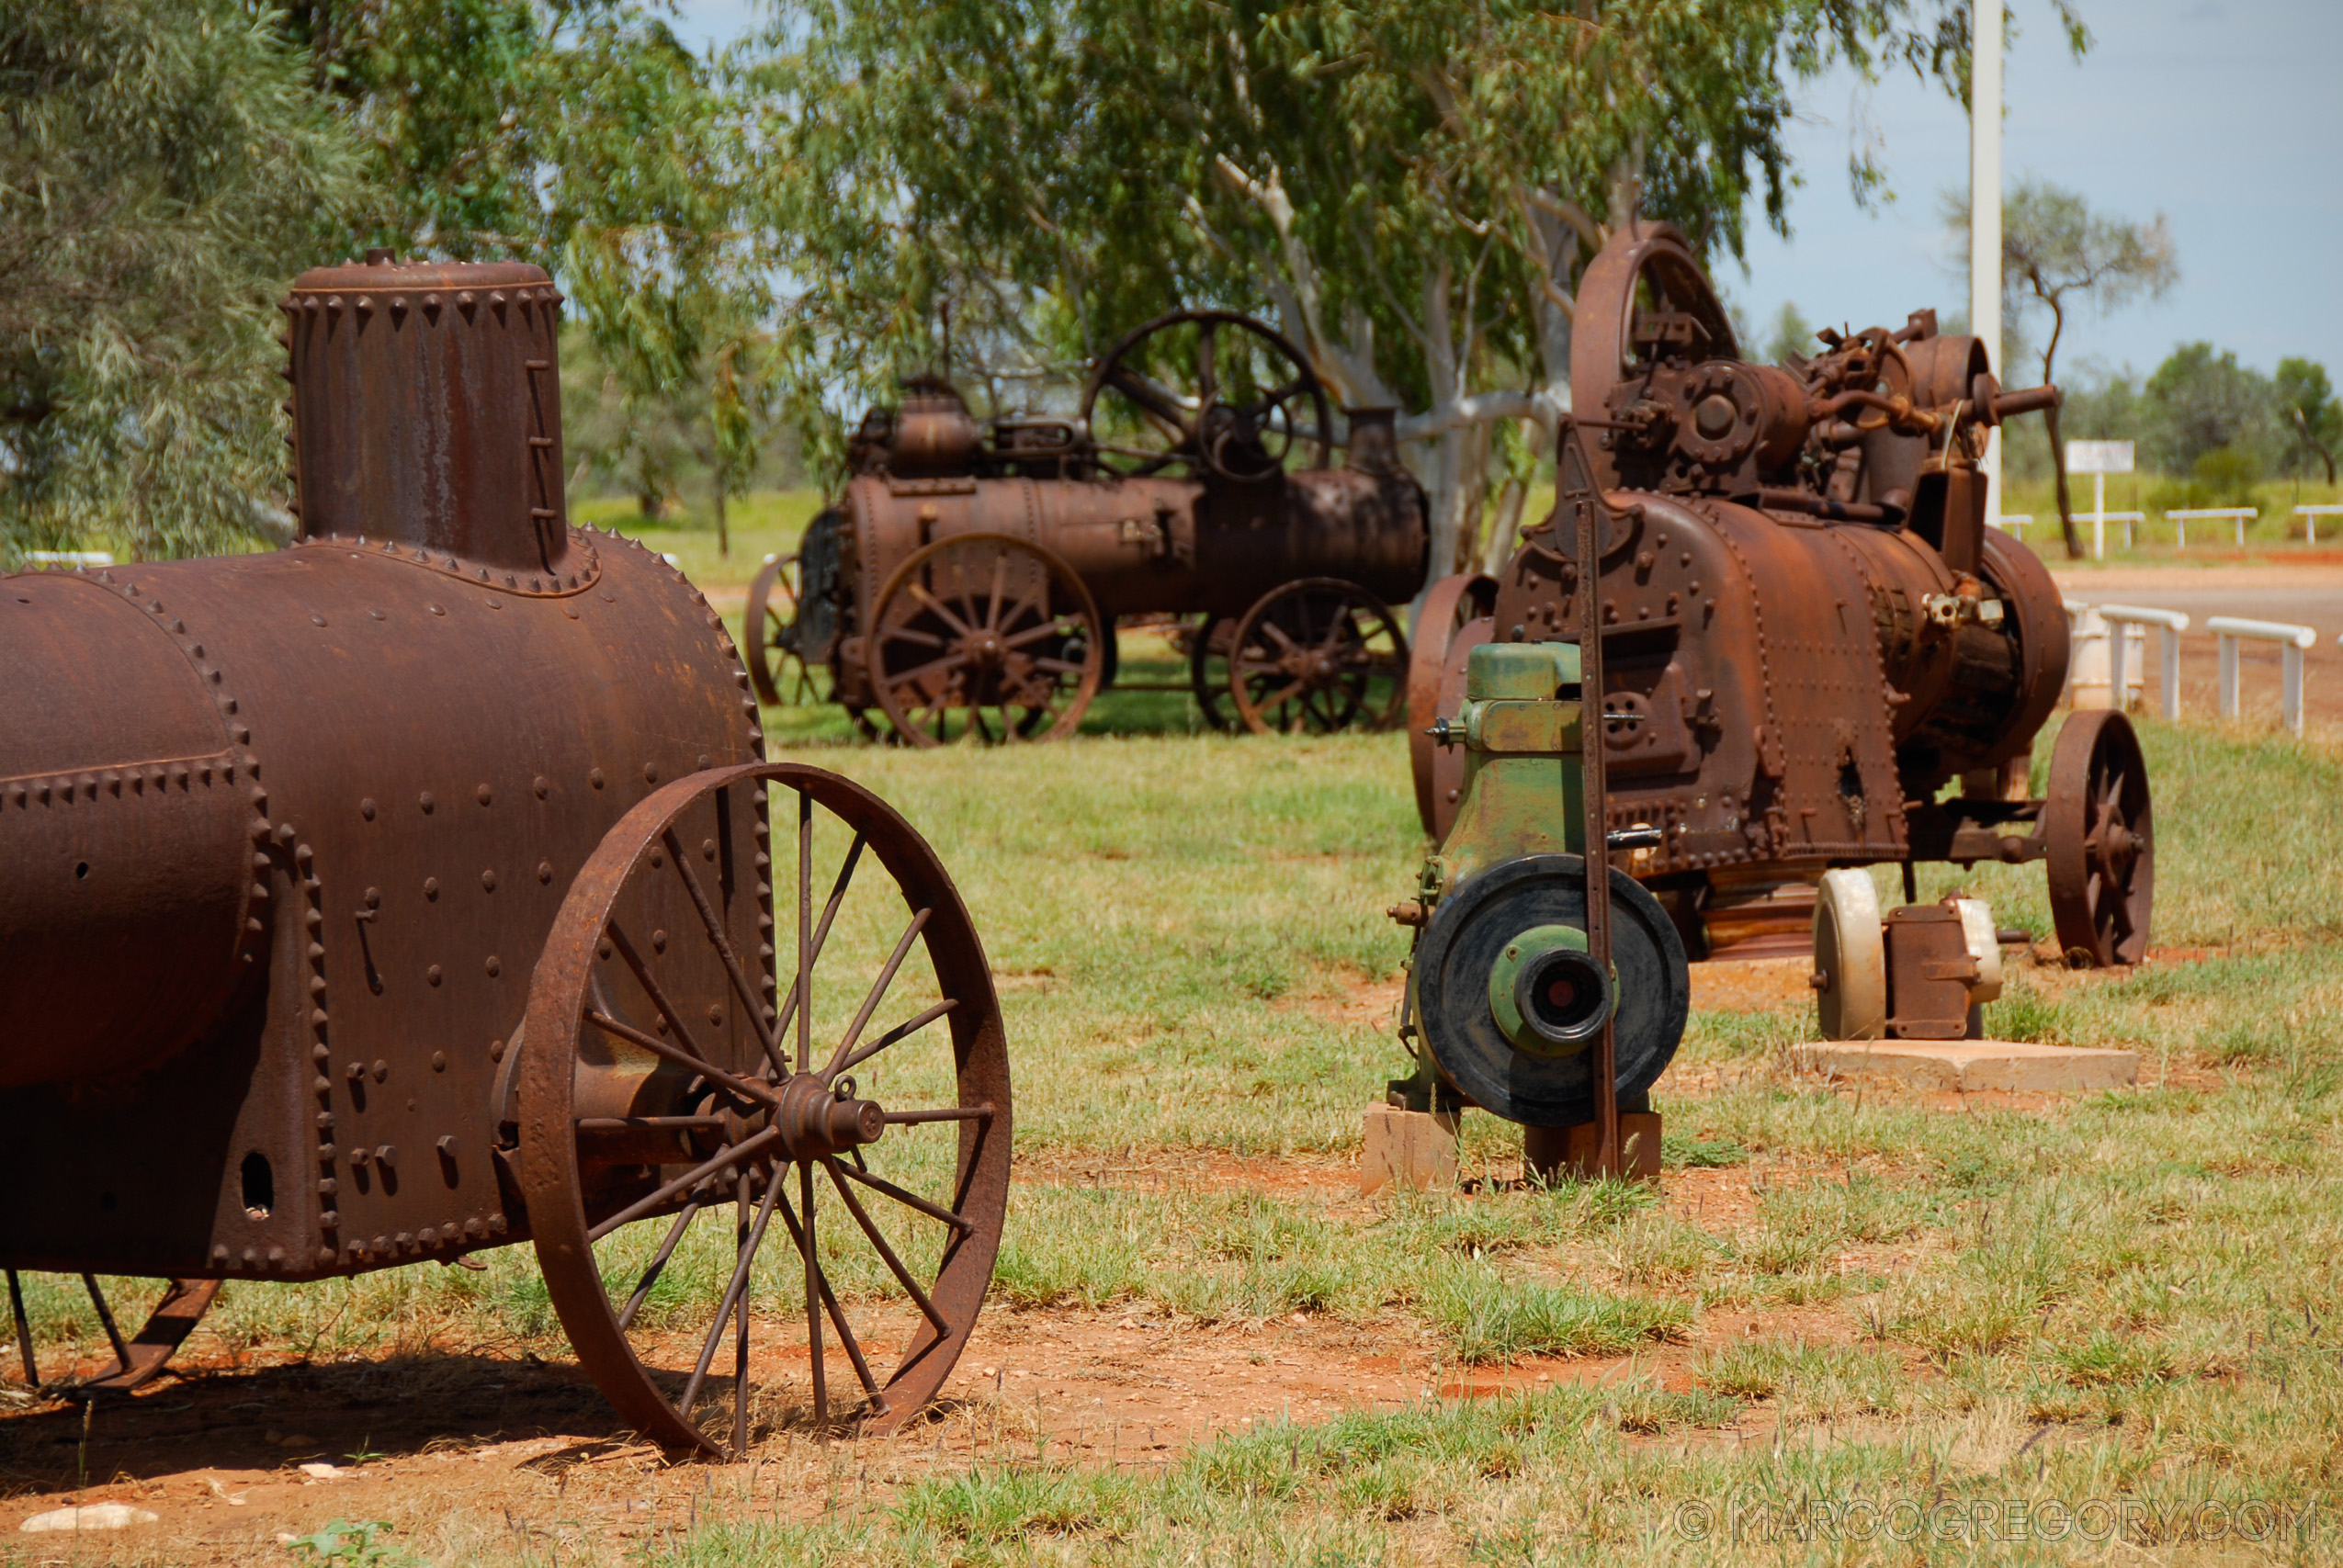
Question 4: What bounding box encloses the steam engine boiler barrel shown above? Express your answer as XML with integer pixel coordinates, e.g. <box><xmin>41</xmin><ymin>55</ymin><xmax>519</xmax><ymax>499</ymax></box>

<box><xmin>0</xmin><ymin>576</ymin><xmax>266</xmax><ymax>1089</ymax></box>
<box><xmin>0</xmin><ymin>540</ymin><xmax>759</xmax><ymax>1097</ymax></box>
<box><xmin>1</xmin><ymin>249</ymin><xmax>762</xmax><ymax>1100</ymax></box>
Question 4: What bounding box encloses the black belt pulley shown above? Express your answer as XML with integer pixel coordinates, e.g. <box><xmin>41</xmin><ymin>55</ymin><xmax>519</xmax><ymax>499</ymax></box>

<box><xmin>1413</xmin><ymin>854</ymin><xmax>1690</xmax><ymax>1127</ymax></box>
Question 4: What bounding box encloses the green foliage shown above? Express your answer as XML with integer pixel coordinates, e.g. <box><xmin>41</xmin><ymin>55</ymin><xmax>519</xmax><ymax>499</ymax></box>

<box><xmin>2274</xmin><ymin>355</ymin><xmax>2340</xmax><ymax>482</ymax></box>
<box><xmin>0</xmin><ymin>0</ymin><xmax>364</xmax><ymax>561</ymax></box>
<box><xmin>284</xmin><ymin>1518</ymin><xmax>420</xmax><ymax>1566</ymax></box>
<box><xmin>2143</xmin><ymin>341</ymin><xmax>2281</xmax><ymax>475</ymax></box>
<box><xmin>1760</xmin><ymin>302</ymin><xmax>1814</xmax><ymax>367</ymax></box>
<box><xmin>1948</xmin><ymin>176</ymin><xmax>2176</xmax><ymax>387</ymax></box>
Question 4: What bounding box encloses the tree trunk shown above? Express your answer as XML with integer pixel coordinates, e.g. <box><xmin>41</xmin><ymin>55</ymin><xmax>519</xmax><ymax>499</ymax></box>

<box><xmin>2044</xmin><ymin>401</ymin><xmax>2083</xmax><ymax>560</ymax></box>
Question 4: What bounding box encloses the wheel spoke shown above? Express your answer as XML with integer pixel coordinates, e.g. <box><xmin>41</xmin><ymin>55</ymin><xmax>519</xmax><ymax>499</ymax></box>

<box><xmin>733</xmin><ymin>1174</ymin><xmax>751</xmax><ymax>1456</ymax></box>
<box><xmin>774</xmin><ymin>1187</ymin><xmax>885</xmax><ymax>1406</ymax></box>
<box><xmin>605</xmin><ymin>921</ymin><xmax>722</xmax><ymax>1078</ymax></box>
<box><xmin>1001</xmin><ymin>618</ymin><xmax>1073</xmax><ymax>652</ymax></box>
<box><xmin>836</xmin><ymin>998</ymin><xmax>959</xmax><ymax>1077</ymax></box>
<box><xmin>772</xmin><ymin>832</ymin><xmax>865</xmax><ymax>1057</ymax></box>
<box><xmin>1247</xmin><ymin>675</ymin><xmax>1309</xmax><ymax>714</ymax></box>
<box><xmin>908</xmin><ymin>581</ymin><xmax>976</xmax><ymax>639</ymax></box>
<box><xmin>818</xmin><ymin>909</ymin><xmax>934</xmax><ymax>1079</ymax></box>
<box><xmin>1105</xmin><ymin>364</ymin><xmax>1194</xmax><ymax>432</ymax></box>
<box><xmin>617</xmin><ymin>1200</ymin><xmax>703</xmax><ymax>1330</ymax></box>
<box><xmin>879</xmin><ymin>648</ymin><xmax>974</xmax><ymax>695</ymax></box>
<box><xmin>877</xmin><ymin>624</ymin><xmax>948</xmax><ymax>650</ymax></box>
<box><xmin>801</xmin><ymin>1161</ymin><xmax>826</xmax><ymax>1426</ymax></box>
<box><xmin>833</xmin><ymin>1156</ymin><xmax>976</xmax><ymax>1235</ymax></box>
<box><xmin>796</xmin><ymin>791</ymin><xmax>813</xmax><ymax>1074</ymax></box>
<box><xmin>678</xmin><ymin>1168</ymin><xmax>781</xmax><ymax>1420</ymax></box>
<box><xmin>586</xmin><ymin>1010</ymin><xmax>777</xmax><ymax>1111</ymax></box>
<box><xmin>661</xmin><ymin>828</ymin><xmax>786</xmax><ymax>1080</ymax></box>
<box><xmin>587</xmin><ymin>1125</ymin><xmax>784</xmax><ymax>1244</ymax></box>
<box><xmin>985</xmin><ymin>547</ymin><xmax>1008</xmax><ymax>635</ymax></box>
<box><xmin>821</xmin><ymin>1156</ymin><xmax>949</xmax><ymax>1333</ymax></box>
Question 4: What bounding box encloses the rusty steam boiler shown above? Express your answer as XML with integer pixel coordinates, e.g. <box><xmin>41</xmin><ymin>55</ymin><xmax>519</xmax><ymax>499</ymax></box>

<box><xmin>0</xmin><ymin>252</ymin><xmax>1010</xmax><ymax>1457</ymax></box>
<box><xmin>1410</xmin><ymin>224</ymin><xmax>2152</xmax><ymax>991</ymax></box>
<box><xmin>744</xmin><ymin>310</ymin><xmax>1430</xmax><ymax>742</ymax></box>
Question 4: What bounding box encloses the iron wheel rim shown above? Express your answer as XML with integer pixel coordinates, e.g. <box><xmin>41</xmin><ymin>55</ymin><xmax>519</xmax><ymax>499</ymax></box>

<box><xmin>519</xmin><ymin>762</ymin><xmax>1010</xmax><ymax>1456</ymax></box>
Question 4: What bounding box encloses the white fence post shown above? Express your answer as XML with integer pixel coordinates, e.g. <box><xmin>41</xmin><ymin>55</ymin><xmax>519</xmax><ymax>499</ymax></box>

<box><xmin>2294</xmin><ymin>504</ymin><xmax>2343</xmax><ymax>545</ymax></box>
<box><xmin>2098</xmin><ymin>604</ymin><xmax>2190</xmax><ymax>720</ymax></box>
<box><xmin>2166</xmin><ymin>508</ymin><xmax>2258</xmax><ymax>549</ymax></box>
<box><xmin>2206</xmin><ymin>615</ymin><xmax>2316</xmax><ymax>736</ymax></box>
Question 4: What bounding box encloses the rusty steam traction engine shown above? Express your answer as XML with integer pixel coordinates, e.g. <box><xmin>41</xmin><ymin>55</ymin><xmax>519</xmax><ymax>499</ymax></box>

<box><xmin>743</xmin><ymin>310</ymin><xmax>1430</xmax><ymax>744</ymax></box>
<box><xmin>1393</xmin><ymin>225</ymin><xmax>2155</xmax><ymax>1161</ymax></box>
<box><xmin>0</xmin><ymin>254</ymin><xmax>1010</xmax><ymax>1456</ymax></box>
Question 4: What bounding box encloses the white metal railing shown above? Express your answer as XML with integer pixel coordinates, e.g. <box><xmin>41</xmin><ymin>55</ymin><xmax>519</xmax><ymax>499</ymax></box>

<box><xmin>2207</xmin><ymin>615</ymin><xmax>2316</xmax><ymax>735</ymax></box>
<box><xmin>2167</xmin><ymin>507</ymin><xmax>2258</xmax><ymax>548</ymax></box>
<box><xmin>2076</xmin><ymin>511</ymin><xmax>2146</xmax><ymax>558</ymax></box>
<box><xmin>2294</xmin><ymin>504</ymin><xmax>2343</xmax><ymax>546</ymax></box>
<box><xmin>2062</xmin><ymin>602</ymin><xmax>2143</xmax><ymax>713</ymax></box>
<box><xmin>1996</xmin><ymin>514</ymin><xmax>2032</xmax><ymax>536</ymax></box>
<box><xmin>2097</xmin><ymin>604</ymin><xmax>2190</xmax><ymax>720</ymax></box>
<box><xmin>20</xmin><ymin>550</ymin><xmax>114</xmax><ymax>568</ymax></box>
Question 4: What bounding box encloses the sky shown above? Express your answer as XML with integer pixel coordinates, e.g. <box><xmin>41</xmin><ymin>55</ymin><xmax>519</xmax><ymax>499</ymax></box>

<box><xmin>670</xmin><ymin>0</ymin><xmax>2342</xmax><ymax>388</ymax></box>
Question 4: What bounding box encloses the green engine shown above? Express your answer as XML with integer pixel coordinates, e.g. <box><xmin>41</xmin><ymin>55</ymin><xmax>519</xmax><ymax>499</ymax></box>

<box><xmin>1393</xmin><ymin>641</ymin><xmax>1691</xmax><ymax>1134</ymax></box>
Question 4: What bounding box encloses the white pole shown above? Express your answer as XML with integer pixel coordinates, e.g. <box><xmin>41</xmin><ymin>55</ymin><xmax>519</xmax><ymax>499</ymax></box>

<box><xmin>2283</xmin><ymin>645</ymin><xmax>2304</xmax><ymax>736</ymax></box>
<box><xmin>2092</xmin><ymin>472</ymin><xmax>2105</xmax><ymax>559</ymax></box>
<box><xmin>2107</xmin><ymin>606</ymin><xmax>2128</xmax><ymax>705</ymax></box>
<box><xmin>2160</xmin><ymin>626</ymin><xmax>2182</xmax><ymax>721</ymax></box>
<box><xmin>2219</xmin><ymin>635</ymin><xmax>2240</xmax><ymax>718</ymax></box>
<box><xmin>1972</xmin><ymin>0</ymin><xmax>2002</xmax><ymax>532</ymax></box>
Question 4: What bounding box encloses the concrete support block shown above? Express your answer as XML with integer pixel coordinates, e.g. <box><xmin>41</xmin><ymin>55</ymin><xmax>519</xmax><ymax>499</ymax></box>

<box><xmin>1789</xmin><ymin>1039</ymin><xmax>2139</xmax><ymax>1092</ymax></box>
<box><xmin>1359</xmin><ymin>1104</ymin><xmax>1459</xmax><ymax>1193</ymax></box>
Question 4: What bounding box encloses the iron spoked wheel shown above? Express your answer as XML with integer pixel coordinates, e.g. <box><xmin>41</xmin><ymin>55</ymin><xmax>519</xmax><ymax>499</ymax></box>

<box><xmin>1079</xmin><ymin>310</ymin><xmax>1334</xmax><ymax>482</ymax></box>
<box><xmin>866</xmin><ymin>533</ymin><xmax>1104</xmax><ymax>747</ymax></box>
<box><xmin>1184</xmin><ymin>615</ymin><xmax>1238</xmax><ymax>731</ymax></box>
<box><xmin>746</xmin><ymin>552</ymin><xmax>883</xmax><ymax>740</ymax></box>
<box><xmin>2043</xmin><ymin>708</ymin><xmax>2154</xmax><ymax>966</ymax></box>
<box><xmin>1407</xmin><ymin>573</ymin><xmax>1496</xmax><ymax>835</ymax></box>
<box><xmin>1228</xmin><ymin>578</ymin><xmax>1409</xmax><ymax>736</ymax></box>
<box><xmin>520</xmin><ymin>762</ymin><xmax>1010</xmax><ymax>1457</ymax></box>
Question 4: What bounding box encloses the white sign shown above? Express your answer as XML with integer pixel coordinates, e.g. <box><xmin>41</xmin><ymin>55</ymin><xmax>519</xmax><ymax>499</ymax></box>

<box><xmin>2066</xmin><ymin>440</ymin><xmax>2134</xmax><ymax>475</ymax></box>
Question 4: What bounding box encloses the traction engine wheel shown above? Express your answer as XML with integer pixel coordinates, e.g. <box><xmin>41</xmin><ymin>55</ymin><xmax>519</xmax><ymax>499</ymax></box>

<box><xmin>743</xmin><ymin>551</ymin><xmax>880</xmax><ymax>740</ymax></box>
<box><xmin>1811</xmin><ymin>868</ymin><xmax>1887</xmax><ymax>1041</ymax></box>
<box><xmin>1407</xmin><ymin>573</ymin><xmax>1496</xmax><ymax>836</ymax></box>
<box><xmin>1227</xmin><ymin>578</ymin><xmax>1408</xmax><ymax>737</ymax></box>
<box><xmin>866</xmin><ymin>533</ymin><xmax>1105</xmax><ymax>747</ymax></box>
<box><xmin>520</xmin><ymin>762</ymin><xmax>1010</xmax><ymax>1456</ymax></box>
<box><xmin>1185</xmin><ymin>615</ymin><xmax>1237</xmax><ymax>731</ymax></box>
<box><xmin>2043</xmin><ymin>708</ymin><xmax>2154</xmax><ymax>966</ymax></box>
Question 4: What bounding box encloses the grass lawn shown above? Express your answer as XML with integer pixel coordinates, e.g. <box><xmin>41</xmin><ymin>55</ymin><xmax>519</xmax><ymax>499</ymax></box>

<box><xmin>4</xmin><ymin>697</ymin><xmax>2339</xmax><ymax>1563</ymax></box>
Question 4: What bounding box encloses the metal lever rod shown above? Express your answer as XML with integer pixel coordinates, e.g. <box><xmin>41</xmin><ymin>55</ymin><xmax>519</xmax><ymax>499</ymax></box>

<box><xmin>1564</xmin><ymin>417</ymin><xmax>1622</xmax><ymax>1179</ymax></box>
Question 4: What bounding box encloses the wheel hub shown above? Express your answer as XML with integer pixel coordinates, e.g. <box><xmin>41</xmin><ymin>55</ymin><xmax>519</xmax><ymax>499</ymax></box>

<box><xmin>774</xmin><ymin>1073</ymin><xmax>888</xmax><ymax>1160</ymax></box>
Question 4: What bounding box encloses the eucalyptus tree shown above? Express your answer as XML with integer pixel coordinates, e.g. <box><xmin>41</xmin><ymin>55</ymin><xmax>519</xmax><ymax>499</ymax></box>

<box><xmin>0</xmin><ymin>0</ymin><xmax>362</xmax><ymax>561</ymax></box>
<box><xmin>747</xmin><ymin>0</ymin><xmax>2079</xmax><ymax>582</ymax></box>
<box><xmin>289</xmin><ymin>0</ymin><xmax>775</xmax><ymax>551</ymax></box>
